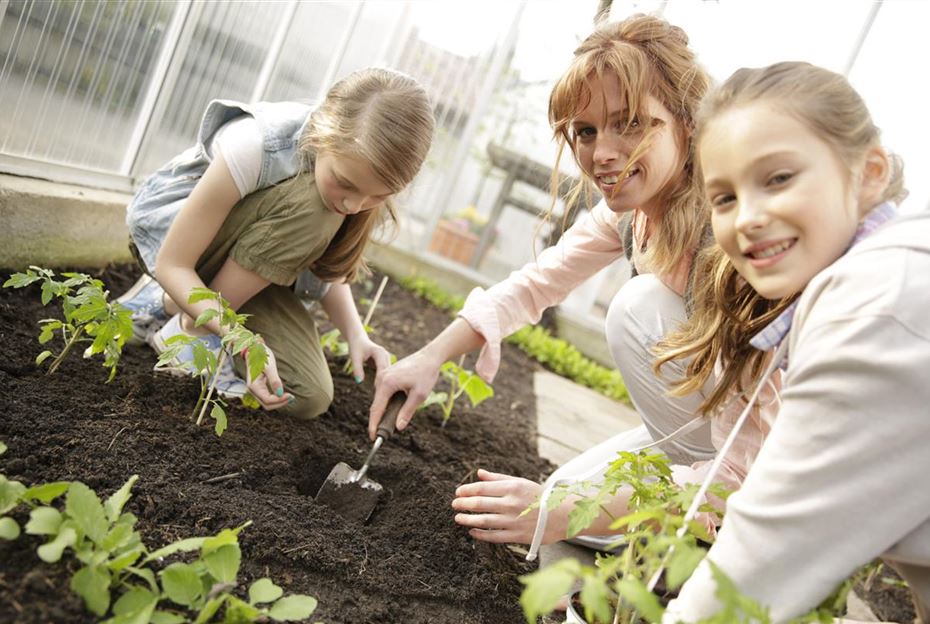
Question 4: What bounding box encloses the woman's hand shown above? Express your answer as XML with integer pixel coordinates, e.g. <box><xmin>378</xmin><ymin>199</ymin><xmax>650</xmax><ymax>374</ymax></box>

<box><xmin>245</xmin><ymin>344</ymin><xmax>293</xmax><ymax>410</ymax></box>
<box><xmin>368</xmin><ymin>347</ymin><xmax>444</xmax><ymax>440</ymax></box>
<box><xmin>452</xmin><ymin>469</ymin><xmax>569</xmax><ymax>545</ymax></box>
<box><xmin>347</xmin><ymin>334</ymin><xmax>392</xmax><ymax>383</ymax></box>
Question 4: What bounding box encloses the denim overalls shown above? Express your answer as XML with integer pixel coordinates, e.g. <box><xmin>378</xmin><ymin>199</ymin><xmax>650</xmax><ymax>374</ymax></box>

<box><xmin>127</xmin><ymin>98</ymin><xmax>329</xmax><ymax>300</ymax></box>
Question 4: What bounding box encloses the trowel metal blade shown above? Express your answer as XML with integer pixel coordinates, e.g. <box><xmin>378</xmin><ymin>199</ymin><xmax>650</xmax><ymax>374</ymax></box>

<box><xmin>314</xmin><ymin>461</ymin><xmax>384</xmax><ymax>523</ymax></box>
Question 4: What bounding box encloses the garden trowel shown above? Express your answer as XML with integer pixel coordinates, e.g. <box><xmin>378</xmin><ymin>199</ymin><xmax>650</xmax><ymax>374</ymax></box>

<box><xmin>315</xmin><ymin>391</ymin><xmax>406</xmax><ymax>523</ymax></box>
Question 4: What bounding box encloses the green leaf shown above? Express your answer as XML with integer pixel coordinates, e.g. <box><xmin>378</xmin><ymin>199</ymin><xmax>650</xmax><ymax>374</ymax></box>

<box><xmin>0</xmin><ymin>475</ymin><xmax>26</xmax><ymax>514</ymax></box>
<box><xmin>0</xmin><ymin>441</ymin><xmax>6</xmax><ymax>455</ymax></box>
<box><xmin>108</xmin><ymin>547</ymin><xmax>143</xmax><ymax>573</ymax></box>
<box><xmin>666</xmin><ymin>542</ymin><xmax>707</xmax><ymax>590</ymax></box>
<box><xmin>579</xmin><ymin>573</ymin><xmax>613</xmax><ymax>624</ymax></box>
<box><xmin>224</xmin><ymin>595</ymin><xmax>262</xmax><ymax>621</ymax></box>
<box><xmin>25</xmin><ymin>506</ymin><xmax>62</xmax><ymax>535</ymax></box>
<box><xmin>202</xmin><ymin>523</ymin><xmax>249</xmax><ymax>555</ymax></box>
<box><xmin>101</xmin><ymin>521</ymin><xmax>138</xmax><ymax>552</ymax></box>
<box><xmin>212</xmin><ymin>404</ymin><xmax>227</xmax><ymax>437</ymax></box>
<box><xmin>518</xmin><ymin>559</ymin><xmax>581</xmax><ymax>623</ymax></box>
<box><xmin>248</xmin><ymin>578</ymin><xmax>283</xmax><ymax>605</ymax></box>
<box><xmin>104</xmin><ymin>475</ymin><xmax>139</xmax><ymax>523</ymax></box>
<box><xmin>267</xmin><ymin>595</ymin><xmax>319</xmax><ymax>621</ymax></box>
<box><xmin>418</xmin><ymin>391</ymin><xmax>448</xmax><ymax>410</ymax></box>
<box><xmin>160</xmin><ymin>562</ymin><xmax>203</xmax><ymax>607</ymax></box>
<box><xmin>188</xmin><ymin>287</ymin><xmax>220</xmax><ymax>305</ymax></box>
<box><xmin>22</xmin><ymin>481</ymin><xmax>70</xmax><ymax>504</ymax></box>
<box><xmin>193</xmin><ymin>596</ymin><xmax>226</xmax><ymax>624</ymax></box>
<box><xmin>66</xmin><ymin>481</ymin><xmax>109</xmax><ymax>545</ymax></box>
<box><xmin>0</xmin><ymin>516</ymin><xmax>20</xmax><ymax>540</ymax></box>
<box><xmin>38</xmin><ymin>526</ymin><xmax>77</xmax><ymax>562</ymax></box>
<box><xmin>144</xmin><ymin>536</ymin><xmax>206</xmax><ymax>563</ymax></box>
<box><xmin>71</xmin><ymin>564</ymin><xmax>112</xmax><ymax>616</ymax></box>
<box><xmin>3</xmin><ymin>271</ymin><xmax>41</xmax><ymax>288</ymax></box>
<box><xmin>126</xmin><ymin>566</ymin><xmax>159</xmax><ymax>594</ymax></box>
<box><xmin>195</xmin><ymin>308</ymin><xmax>220</xmax><ymax>327</ymax></box>
<box><xmin>103</xmin><ymin>587</ymin><xmax>158</xmax><ymax>624</ymax></box>
<box><xmin>567</xmin><ymin>497</ymin><xmax>603</xmax><ymax>538</ymax></box>
<box><xmin>240</xmin><ymin>393</ymin><xmax>261</xmax><ymax>410</ymax></box>
<box><xmin>617</xmin><ymin>577</ymin><xmax>664</xmax><ymax>623</ymax></box>
<box><xmin>36</xmin><ymin>349</ymin><xmax>54</xmax><ymax>364</ymax></box>
<box><xmin>150</xmin><ymin>612</ymin><xmax>188</xmax><ymax>624</ymax></box>
<box><xmin>246</xmin><ymin>342</ymin><xmax>268</xmax><ymax>382</ymax></box>
<box><xmin>461</xmin><ymin>373</ymin><xmax>494</xmax><ymax>407</ymax></box>
<box><xmin>203</xmin><ymin>543</ymin><xmax>240</xmax><ymax>584</ymax></box>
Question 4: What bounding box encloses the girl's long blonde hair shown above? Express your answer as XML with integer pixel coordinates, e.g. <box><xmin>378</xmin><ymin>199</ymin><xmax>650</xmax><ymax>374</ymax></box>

<box><xmin>301</xmin><ymin>68</ymin><xmax>434</xmax><ymax>282</ymax></box>
<box><xmin>548</xmin><ymin>14</ymin><xmax>711</xmax><ymax>278</ymax></box>
<box><xmin>655</xmin><ymin>61</ymin><xmax>908</xmax><ymax>415</ymax></box>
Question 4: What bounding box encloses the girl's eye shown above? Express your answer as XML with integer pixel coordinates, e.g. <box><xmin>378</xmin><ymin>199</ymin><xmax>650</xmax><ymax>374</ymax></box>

<box><xmin>767</xmin><ymin>172</ymin><xmax>793</xmax><ymax>186</ymax></box>
<box><xmin>710</xmin><ymin>193</ymin><xmax>736</xmax><ymax>208</ymax></box>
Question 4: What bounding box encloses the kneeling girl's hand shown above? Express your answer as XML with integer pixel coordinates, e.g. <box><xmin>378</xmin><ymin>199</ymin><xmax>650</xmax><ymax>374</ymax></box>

<box><xmin>246</xmin><ymin>344</ymin><xmax>293</xmax><ymax>410</ymax></box>
<box><xmin>347</xmin><ymin>333</ymin><xmax>392</xmax><ymax>384</ymax></box>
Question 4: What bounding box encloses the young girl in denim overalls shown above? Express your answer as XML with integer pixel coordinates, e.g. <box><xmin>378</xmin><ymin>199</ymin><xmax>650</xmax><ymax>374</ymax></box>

<box><xmin>118</xmin><ymin>68</ymin><xmax>434</xmax><ymax>419</ymax></box>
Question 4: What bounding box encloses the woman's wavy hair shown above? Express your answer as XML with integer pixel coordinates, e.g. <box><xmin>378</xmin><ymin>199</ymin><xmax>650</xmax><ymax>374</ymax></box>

<box><xmin>655</xmin><ymin>61</ymin><xmax>907</xmax><ymax>415</ymax></box>
<box><xmin>547</xmin><ymin>14</ymin><xmax>711</xmax><ymax>277</ymax></box>
<box><xmin>300</xmin><ymin>68</ymin><xmax>434</xmax><ymax>282</ymax></box>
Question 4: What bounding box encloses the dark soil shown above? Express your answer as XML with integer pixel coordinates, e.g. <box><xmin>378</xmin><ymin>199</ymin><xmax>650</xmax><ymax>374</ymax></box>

<box><xmin>0</xmin><ymin>265</ymin><xmax>553</xmax><ymax>624</ymax></box>
<box><xmin>854</xmin><ymin>565</ymin><xmax>918</xmax><ymax>624</ymax></box>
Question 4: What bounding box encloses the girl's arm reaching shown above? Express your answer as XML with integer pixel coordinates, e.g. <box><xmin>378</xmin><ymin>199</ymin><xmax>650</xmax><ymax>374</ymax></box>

<box><xmin>154</xmin><ymin>152</ymin><xmax>290</xmax><ymax>410</ymax></box>
<box><xmin>321</xmin><ymin>282</ymin><xmax>391</xmax><ymax>384</ymax></box>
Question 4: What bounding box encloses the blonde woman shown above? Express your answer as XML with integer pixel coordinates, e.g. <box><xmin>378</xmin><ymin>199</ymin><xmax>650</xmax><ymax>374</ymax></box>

<box><xmin>370</xmin><ymin>16</ymin><xmax>761</xmax><ymax>546</ymax></box>
<box><xmin>117</xmin><ymin>68</ymin><xmax>434</xmax><ymax>419</ymax></box>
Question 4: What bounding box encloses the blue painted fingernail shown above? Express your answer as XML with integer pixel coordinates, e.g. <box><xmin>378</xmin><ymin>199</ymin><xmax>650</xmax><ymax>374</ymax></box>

<box><xmin>275</xmin><ymin>387</ymin><xmax>284</xmax><ymax>397</ymax></box>
<box><xmin>354</xmin><ymin>376</ymin><xmax>362</xmax><ymax>384</ymax></box>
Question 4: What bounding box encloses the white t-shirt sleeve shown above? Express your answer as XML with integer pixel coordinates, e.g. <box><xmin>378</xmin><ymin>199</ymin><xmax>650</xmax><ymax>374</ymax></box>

<box><xmin>211</xmin><ymin>116</ymin><xmax>263</xmax><ymax>198</ymax></box>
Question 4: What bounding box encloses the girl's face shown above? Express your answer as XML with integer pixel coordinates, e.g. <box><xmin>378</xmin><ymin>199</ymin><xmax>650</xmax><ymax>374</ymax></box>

<box><xmin>701</xmin><ymin>102</ymin><xmax>864</xmax><ymax>300</ymax></box>
<box><xmin>315</xmin><ymin>151</ymin><xmax>394</xmax><ymax>216</ymax></box>
<box><xmin>573</xmin><ymin>73</ymin><xmax>686</xmax><ymax>217</ymax></box>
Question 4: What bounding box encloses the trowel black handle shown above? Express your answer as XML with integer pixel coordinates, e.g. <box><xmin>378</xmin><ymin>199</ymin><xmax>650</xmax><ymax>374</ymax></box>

<box><xmin>376</xmin><ymin>392</ymin><xmax>406</xmax><ymax>441</ymax></box>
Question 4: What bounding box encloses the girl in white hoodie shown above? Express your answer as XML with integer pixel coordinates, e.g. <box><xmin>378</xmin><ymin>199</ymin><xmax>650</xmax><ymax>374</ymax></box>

<box><xmin>658</xmin><ymin>61</ymin><xmax>928</xmax><ymax>623</ymax></box>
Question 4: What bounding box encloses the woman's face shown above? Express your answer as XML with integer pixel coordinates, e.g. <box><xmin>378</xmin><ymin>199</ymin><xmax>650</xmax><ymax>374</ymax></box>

<box><xmin>315</xmin><ymin>151</ymin><xmax>394</xmax><ymax>216</ymax></box>
<box><xmin>572</xmin><ymin>73</ymin><xmax>687</xmax><ymax>217</ymax></box>
<box><xmin>701</xmin><ymin>102</ymin><xmax>864</xmax><ymax>300</ymax></box>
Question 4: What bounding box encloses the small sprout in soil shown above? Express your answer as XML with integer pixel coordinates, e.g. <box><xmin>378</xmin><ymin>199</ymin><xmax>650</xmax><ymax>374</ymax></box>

<box><xmin>420</xmin><ymin>359</ymin><xmax>494</xmax><ymax>426</ymax></box>
<box><xmin>155</xmin><ymin>287</ymin><xmax>268</xmax><ymax>435</ymax></box>
<box><xmin>3</xmin><ymin>266</ymin><xmax>133</xmax><ymax>381</ymax></box>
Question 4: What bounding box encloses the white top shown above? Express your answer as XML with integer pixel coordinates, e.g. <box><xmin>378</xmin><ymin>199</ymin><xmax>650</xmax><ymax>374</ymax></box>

<box><xmin>665</xmin><ymin>211</ymin><xmax>930</xmax><ymax>623</ymax></box>
<box><xmin>211</xmin><ymin>116</ymin><xmax>263</xmax><ymax>198</ymax></box>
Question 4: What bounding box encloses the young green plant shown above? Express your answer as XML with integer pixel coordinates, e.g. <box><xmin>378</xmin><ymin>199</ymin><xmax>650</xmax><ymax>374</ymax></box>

<box><xmin>155</xmin><ymin>287</ymin><xmax>268</xmax><ymax>436</ymax></box>
<box><xmin>3</xmin><ymin>266</ymin><xmax>133</xmax><ymax>381</ymax></box>
<box><xmin>1</xmin><ymin>451</ymin><xmax>318</xmax><ymax>623</ymax></box>
<box><xmin>420</xmin><ymin>357</ymin><xmax>494</xmax><ymax>426</ymax></box>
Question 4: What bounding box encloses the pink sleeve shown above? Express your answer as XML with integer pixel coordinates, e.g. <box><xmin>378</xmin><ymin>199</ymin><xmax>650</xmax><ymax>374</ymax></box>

<box><xmin>457</xmin><ymin>201</ymin><xmax>625</xmax><ymax>382</ymax></box>
<box><xmin>670</xmin><ymin>372</ymin><xmax>781</xmax><ymax>529</ymax></box>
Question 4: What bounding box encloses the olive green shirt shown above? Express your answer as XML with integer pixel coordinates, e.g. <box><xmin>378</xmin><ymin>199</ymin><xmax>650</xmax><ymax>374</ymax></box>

<box><xmin>196</xmin><ymin>171</ymin><xmax>344</xmax><ymax>286</ymax></box>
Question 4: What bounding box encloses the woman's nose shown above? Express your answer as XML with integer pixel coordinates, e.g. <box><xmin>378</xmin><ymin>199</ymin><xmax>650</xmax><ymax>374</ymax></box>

<box><xmin>734</xmin><ymin>197</ymin><xmax>770</xmax><ymax>232</ymax></box>
<box><xmin>593</xmin><ymin>134</ymin><xmax>621</xmax><ymax>165</ymax></box>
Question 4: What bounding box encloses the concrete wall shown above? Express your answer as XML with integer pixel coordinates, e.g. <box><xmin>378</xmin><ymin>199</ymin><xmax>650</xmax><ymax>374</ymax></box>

<box><xmin>0</xmin><ymin>173</ymin><xmax>614</xmax><ymax>368</ymax></box>
<box><xmin>0</xmin><ymin>174</ymin><xmax>133</xmax><ymax>270</ymax></box>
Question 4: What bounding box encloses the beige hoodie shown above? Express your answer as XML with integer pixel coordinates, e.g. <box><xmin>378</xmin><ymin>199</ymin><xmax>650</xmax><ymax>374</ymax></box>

<box><xmin>665</xmin><ymin>211</ymin><xmax>930</xmax><ymax>623</ymax></box>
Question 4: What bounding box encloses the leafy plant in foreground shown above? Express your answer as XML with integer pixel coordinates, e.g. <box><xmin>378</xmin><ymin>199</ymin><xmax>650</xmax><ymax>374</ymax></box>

<box><xmin>0</xmin><ymin>448</ymin><xmax>319</xmax><ymax>623</ymax></box>
<box><xmin>3</xmin><ymin>266</ymin><xmax>133</xmax><ymax>381</ymax></box>
<box><xmin>155</xmin><ymin>287</ymin><xmax>268</xmax><ymax>436</ymax></box>
<box><xmin>519</xmin><ymin>450</ymin><xmax>860</xmax><ymax>623</ymax></box>
<box><xmin>420</xmin><ymin>360</ymin><xmax>494</xmax><ymax>426</ymax></box>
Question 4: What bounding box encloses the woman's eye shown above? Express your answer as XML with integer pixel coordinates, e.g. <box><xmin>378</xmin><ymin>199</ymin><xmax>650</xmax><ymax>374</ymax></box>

<box><xmin>711</xmin><ymin>193</ymin><xmax>735</xmax><ymax>208</ymax></box>
<box><xmin>575</xmin><ymin>127</ymin><xmax>596</xmax><ymax>140</ymax></box>
<box><xmin>629</xmin><ymin>117</ymin><xmax>640</xmax><ymax>128</ymax></box>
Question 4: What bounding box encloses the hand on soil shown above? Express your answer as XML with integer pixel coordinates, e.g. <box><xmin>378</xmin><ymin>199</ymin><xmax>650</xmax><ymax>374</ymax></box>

<box><xmin>452</xmin><ymin>469</ymin><xmax>557</xmax><ymax>545</ymax></box>
<box><xmin>247</xmin><ymin>345</ymin><xmax>292</xmax><ymax>410</ymax></box>
<box><xmin>368</xmin><ymin>349</ymin><xmax>441</xmax><ymax>440</ymax></box>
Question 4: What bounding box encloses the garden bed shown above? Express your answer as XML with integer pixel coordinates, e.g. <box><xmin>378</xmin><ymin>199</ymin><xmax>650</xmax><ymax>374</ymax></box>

<box><xmin>0</xmin><ymin>265</ymin><xmax>552</xmax><ymax>623</ymax></box>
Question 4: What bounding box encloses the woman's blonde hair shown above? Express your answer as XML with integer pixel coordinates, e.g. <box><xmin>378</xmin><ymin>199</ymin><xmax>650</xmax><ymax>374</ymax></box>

<box><xmin>548</xmin><ymin>14</ymin><xmax>711</xmax><ymax>277</ymax></box>
<box><xmin>655</xmin><ymin>61</ymin><xmax>908</xmax><ymax>415</ymax></box>
<box><xmin>301</xmin><ymin>67</ymin><xmax>434</xmax><ymax>282</ymax></box>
